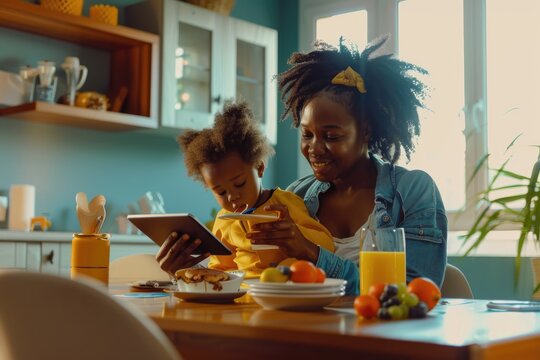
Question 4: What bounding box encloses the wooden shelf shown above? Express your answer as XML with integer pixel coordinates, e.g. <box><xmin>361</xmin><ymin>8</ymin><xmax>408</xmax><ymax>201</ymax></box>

<box><xmin>0</xmin><ymin>0</ymin><xmax>159</xmax><ymax>130</ymax></box>
<box><xmin>0</xmin><ymin>102</ymin><xmax>157</xmax><ymax>131</ymax></box>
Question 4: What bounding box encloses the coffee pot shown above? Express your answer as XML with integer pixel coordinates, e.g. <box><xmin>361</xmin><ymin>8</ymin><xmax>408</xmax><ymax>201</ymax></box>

<box><xmin>61</xmin><ymin>57</ymin><xmax>88</xmax><ymax>106</ymax></box>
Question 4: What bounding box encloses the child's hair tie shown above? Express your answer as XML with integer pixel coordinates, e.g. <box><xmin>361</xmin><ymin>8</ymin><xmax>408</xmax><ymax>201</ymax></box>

<box><xmin>331</xmin><ymin>66</ymin><xmax>367</xmax><ymax>93</ymax></box>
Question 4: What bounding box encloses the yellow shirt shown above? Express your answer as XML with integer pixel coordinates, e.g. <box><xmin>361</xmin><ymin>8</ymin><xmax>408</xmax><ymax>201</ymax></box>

<box><xmin>208</xmin><ymin>188</ymin><xmax>334</xmax><ymax>278</ymax></box>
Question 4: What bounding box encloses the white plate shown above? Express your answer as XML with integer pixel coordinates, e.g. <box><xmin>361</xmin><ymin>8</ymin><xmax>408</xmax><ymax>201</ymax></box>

<box><xmin>248</xmin><ymin>291</ymin><xmax>345</xmax><ymax>311</ymax></box>
<box><xmin>217</xmin><ymin>213</ymin><xmax>279</xmax><ymax>221</ymax></box>
<box><xmin>165</xmin><ymin>289</ymin><xmax>247</xmax><ymax>303</ymax></box>
<box><xmin>249</xmin><ymin>278</ymin><xmax>347</xmax><ymax>291</ymax></box>
<box><xmin>249</xmin><ymin>290</ymin><xmax>345</xmax><ymax>298</ymax></box>
<box><xmin>246</xmin><ymin>286</ymin><xmax>346</xmax><ymax>295</ymax></box>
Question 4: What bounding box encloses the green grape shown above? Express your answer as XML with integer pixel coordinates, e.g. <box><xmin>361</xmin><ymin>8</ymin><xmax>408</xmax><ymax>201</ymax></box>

<box><xmin>387</xmin><ymin>305</ymin><xmax>403</xmax><ymax>320</ymax></box>
<box><xmin>402</xmin><ymin>292</ymin><xmax>419</xmax><ymax>308</ymax></box>
<box><xmin>396</xmin><ymin>282</ymin><xmax>408</xmax><ymax>297</ymax></box>
<box><xmin>398</xmin><ymin>304</ymin><xmax>409</xmax><ymax>319</ymax></box>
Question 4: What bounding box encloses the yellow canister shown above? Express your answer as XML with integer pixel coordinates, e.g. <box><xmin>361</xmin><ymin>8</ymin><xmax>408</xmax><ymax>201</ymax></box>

<box><xmin>71</xmin><ymin>233</ymin><xmax>110</xmax><ymax>285</ymax></box>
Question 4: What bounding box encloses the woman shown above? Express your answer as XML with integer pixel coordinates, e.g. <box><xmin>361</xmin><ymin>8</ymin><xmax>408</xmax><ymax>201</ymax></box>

<box><xmin>158</xmin><ymin>37</ymin><xmax>447</xmax><ymax>295</ymax></box>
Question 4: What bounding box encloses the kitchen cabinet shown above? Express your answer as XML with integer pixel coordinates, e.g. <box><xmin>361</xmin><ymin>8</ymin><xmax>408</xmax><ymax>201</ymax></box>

<box><xmin>126</xmin><ymin>0</ymin><xmax>277</xmax><ymax>143</ymax></box>
<box><xmin>0</xmin><ymin>0</ymin><xmax>159</xmax><ymax>131</ymax></box>
<box><xmin>0</xmin><ymin>231</ymin><xmax>159</xmax><ymax>276</ymax></box>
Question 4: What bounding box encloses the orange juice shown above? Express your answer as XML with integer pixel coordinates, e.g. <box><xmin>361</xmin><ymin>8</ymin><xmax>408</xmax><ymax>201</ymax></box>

<box><xmin>360</xmin><ymin>251</ymin><xmax>406</xmax><ymax>295</ymax></box>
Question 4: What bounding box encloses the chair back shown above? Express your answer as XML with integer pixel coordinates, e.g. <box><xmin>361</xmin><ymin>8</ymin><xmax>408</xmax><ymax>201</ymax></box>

<box><xmin>441</xmin><ymin>263</ymin><xmax>474</xmax><ymax>299</ymax></box>
<box><xmin>110</xmin><ymin>253</ymin><xmax>170</xmax><ymax>284</ymax></box>
<box><xmin>0</xmin><ymin>270</ymin><xmax>180</xmax><ymax>360</ymax></box>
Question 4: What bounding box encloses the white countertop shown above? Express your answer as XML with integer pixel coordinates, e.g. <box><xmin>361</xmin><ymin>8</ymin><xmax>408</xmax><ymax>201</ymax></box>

<box><xmin>0</xmin><ymin>230</ymin><xmax>153</xmax><ymax>244</ymax></box>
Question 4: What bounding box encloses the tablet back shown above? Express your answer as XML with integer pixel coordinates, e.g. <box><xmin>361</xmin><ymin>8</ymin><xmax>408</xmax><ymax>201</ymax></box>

<box><xmin>127</xmin><ymin>213</ymin><xmax>232</xmax><ymax>255</ymax></box>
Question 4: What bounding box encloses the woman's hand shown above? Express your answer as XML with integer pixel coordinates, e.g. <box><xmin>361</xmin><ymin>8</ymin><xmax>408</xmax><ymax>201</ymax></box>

<box><xmin>247</xmin><ymin>204</ymin><xmax>320</xmax><ymax>263</ymax></box>
<box><xmin>156</xmin><ymin>232</ymin><xmax>210</xmax><ymax>275</ymax></box>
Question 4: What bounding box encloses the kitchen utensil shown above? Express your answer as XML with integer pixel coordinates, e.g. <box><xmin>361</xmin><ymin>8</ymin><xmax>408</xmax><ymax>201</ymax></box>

<box><xmin>138</xmin><ymin>191</ymin><xmax>165</xmax><ymax>214</ymax></box>
<box><xmin>37</xmin><ymin>61</ymin><xmax>56</xmax><ymax>87</ymax></box>
<box><xmin>35</xmin><ymin>76</ymin><xmax>57</xmax><ymax>103</ymax></box>
<box><xmin>76</xmin><ymin>192</ymin><xmax>107</xmax><ymax>234</ymax></box>
<box><xmin>0</xmin><ymin>70</ymin><xmax>24</xmax><ymax>106</ymax></box>
<box><xmin>62</xmin><ymin>57</ymin><xmax>88</xmax><ymax>106</ymax></box>
<box><xmin>19</xmin><ymin>66</ymin><xmax>38</xmax><ymax>103</ymax></box>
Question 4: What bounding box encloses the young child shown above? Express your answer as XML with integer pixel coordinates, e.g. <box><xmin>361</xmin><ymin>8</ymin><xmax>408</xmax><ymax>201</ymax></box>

<box><xmin>178</xmin><ymin>101</ymin><xmax>334</xmax><ymax>278</ymax></box>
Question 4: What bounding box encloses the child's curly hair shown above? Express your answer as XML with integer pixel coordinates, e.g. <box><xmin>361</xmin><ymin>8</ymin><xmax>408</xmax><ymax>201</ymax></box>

<box><xmin>278</xmin><ymin>36</ymin><xmax>427</xmax><ymax>163</ymax></box>
<box><xmin>178</xmin><ymin>101</ymin><xmax>275</xmax><ymax>183</ymax></box>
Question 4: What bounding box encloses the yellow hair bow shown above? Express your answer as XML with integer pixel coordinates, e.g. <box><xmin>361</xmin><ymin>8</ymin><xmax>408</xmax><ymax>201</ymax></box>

<box><xmin>331</xmin><ymin>66</ymin><xmax>367</xmax><ymax>94</ymax></box>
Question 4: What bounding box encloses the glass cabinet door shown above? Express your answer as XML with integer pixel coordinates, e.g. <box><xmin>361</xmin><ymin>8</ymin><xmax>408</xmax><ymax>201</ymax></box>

<box><xmin>236</xmin><ymin>40</ymin><xmax>265</xmax><ymax>129</ymax></box>
<box><xmin>233</xmin><ymin>20</ymin><xmax>277</xmax><ymax>143</ymax></box>
<box><xmin>175</xmin><ymin>23</ymin><xmax>211</xmax><ymax>114</ymax></box>
<box><xmin>161</xmin><ymin>1</ymin><xmax>223</xmax><ymax>129</ymax></box>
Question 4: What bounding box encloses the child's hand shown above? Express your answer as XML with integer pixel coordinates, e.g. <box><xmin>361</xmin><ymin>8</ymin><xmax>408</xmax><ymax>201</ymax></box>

<box><xmin>247</xmin><ymin>204</ymin><xmax>319</xmax><ymax>263</ymax></box>
<box><xmin>156</xmin><ymin>232</ymin><xmax>210</xmax><ymax>275</ymax></box>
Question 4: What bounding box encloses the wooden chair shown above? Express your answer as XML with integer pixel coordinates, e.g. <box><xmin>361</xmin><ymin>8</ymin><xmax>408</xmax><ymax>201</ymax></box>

<box><xmin>109</xmin><ymin>253</ymin><xmax>170</xmax><ymax>284</ymax></box>
<box><xmin>0</xmin><ymin>270</ymin><xmax>180</xmax><ymax>360</ymax></box>
<box><xmin>441</xmin><ymin>263</ymin><xmax>474</xmax><ymax>299</ymax></box>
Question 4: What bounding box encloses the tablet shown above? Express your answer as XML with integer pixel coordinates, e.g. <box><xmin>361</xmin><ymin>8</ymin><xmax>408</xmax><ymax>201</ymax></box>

<box><xmin>486</xmin><ymin>300</ymin><xmax>540</xmax><ymax>312</ymax></box>
<box><xmin>127</xmin><ymin>213</ymin><xmax>232</xmax><ymax>255</ymax></box>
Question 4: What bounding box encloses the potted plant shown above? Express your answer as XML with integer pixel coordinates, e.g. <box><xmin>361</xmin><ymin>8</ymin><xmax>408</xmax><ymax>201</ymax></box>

<box><xmin>461</xmin><ymin>137</ymin><xmax>540</xmax><ymax>293</ymax></box>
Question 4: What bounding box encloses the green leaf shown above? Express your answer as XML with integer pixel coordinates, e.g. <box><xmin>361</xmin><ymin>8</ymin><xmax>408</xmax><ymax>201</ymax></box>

<box><xmin>468</xmin><ymin>153</ymin><xmax>490</xmax><ymax>186</ymax></box>
<box><xmin>491</xmin><ymin>194</ymin><xmax>526</xmax><ymax>205</ymax></box>
<box><xmin>497</xmin><ymin>169</ymin><xmax>530</xmax><ymax>181</ymax></box>
<box><xmin>504</xmin><ymin>133</ymin><xmax>523</xmax><ymax>153</ymax></box>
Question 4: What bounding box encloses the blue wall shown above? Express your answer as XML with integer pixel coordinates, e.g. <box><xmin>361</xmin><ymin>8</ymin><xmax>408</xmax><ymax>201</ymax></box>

<box><xmin>0</xmin><ymin>0</ymin><xmax>299</xmax><ymax>233</ymax></box>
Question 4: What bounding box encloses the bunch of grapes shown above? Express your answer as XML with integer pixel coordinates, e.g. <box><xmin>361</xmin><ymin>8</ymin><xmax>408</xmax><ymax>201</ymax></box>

<box><xmin>354</xmin><ymin>277</ymin><xmax>441</xmax><ymax>320</ymax></box>
<box><xmin>376</xmin><ymin>283</ymin><xmax>428</xmax><ymax>320</ymax></box>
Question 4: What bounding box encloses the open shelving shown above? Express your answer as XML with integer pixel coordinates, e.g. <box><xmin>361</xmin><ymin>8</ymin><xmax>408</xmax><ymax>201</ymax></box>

<box><xmin>0</xmin><ymin>0</ymin><xmax>159</xmax><ymax>130</ymax></box>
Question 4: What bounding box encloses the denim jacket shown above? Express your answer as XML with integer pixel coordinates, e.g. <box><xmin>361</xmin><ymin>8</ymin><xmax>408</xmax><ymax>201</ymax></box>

<box><xmin>287</xmin><ymin>154</ymin><xmax>448</xmax><ymax>295</ymax></box>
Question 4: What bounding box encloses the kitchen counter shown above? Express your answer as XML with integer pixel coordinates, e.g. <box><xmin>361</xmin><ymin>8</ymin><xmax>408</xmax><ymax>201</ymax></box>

<box><xmin>0</xmin><ymin>230</ymin><xmax>153</xmax><ymax>244</ymax></box>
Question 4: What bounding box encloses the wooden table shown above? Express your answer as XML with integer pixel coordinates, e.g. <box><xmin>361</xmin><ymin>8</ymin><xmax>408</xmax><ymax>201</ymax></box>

<box><xmin>113</xmin><ymin>287</ymin><xmax>540</xmax><ymax>360</ymax></box>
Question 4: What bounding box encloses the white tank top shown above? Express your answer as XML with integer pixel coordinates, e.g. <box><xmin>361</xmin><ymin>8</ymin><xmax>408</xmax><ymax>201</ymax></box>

<box><xmin>332</xmin><ymin>211</ymin><xmax>374</xmax><ymax>265</ymax></box>
<box><xmin>333</xmin><ymin>224</ymin><xmax>367</xmax><ymax>265</ymax></box>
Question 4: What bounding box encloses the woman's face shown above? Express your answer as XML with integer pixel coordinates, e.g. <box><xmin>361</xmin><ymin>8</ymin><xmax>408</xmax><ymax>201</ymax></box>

<box><xmin>200</xmin><ymin>151</ymin><xmax>263</xmax><ymax>212</ymax></box>
<box><xmin>300</xmin><ymin>94</ymin><xmax>369</xmax><ymax>183</ymax></box>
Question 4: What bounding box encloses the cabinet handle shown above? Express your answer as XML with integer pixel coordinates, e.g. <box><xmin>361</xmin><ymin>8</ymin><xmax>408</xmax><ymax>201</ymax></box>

<box><xmin>212</xmin><ymin>95</ymin><xmax>221</xmax><ymax>104</ymax></box>
<box><xmin>45</xmin><ymin>250</ymin><xmax>54</xmax><ymax>264</ymax></box>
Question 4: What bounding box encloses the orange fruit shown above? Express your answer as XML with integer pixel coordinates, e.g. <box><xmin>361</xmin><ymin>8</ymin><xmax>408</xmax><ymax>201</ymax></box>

<box><xmin>290</xmin><ymin>260</ymin><xmax>318</xmax><ymax>283</ymax></box>
<box><xmin>315</xmin><ymin>267</ymin><xmax>326</xmax><ymax>283</ymax></box>
<box><xmin>354</xmin><ymin>295</ymin><xmax>380</xmax><ymax>319</ymax></box>
<box><xmin>407</xmin><ymin>277</ymin><xmax>441</xmax><ymax>310</ymax></box>
<box><xmin>368</xmin><ymin>283</ymin><xmax>386</xmax><ymax>300</ymax></box>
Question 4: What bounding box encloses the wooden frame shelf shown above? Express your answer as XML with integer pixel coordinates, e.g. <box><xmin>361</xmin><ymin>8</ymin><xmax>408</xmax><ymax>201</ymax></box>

<box><xmin>0</xmin><ymin>0</ymin><xmax>159</xmax><ymax>130</ymax></box>
<box><xmin>0</xmin><ymin>102</ymin><xmax>157</xmax><ymax>131</ymax></box>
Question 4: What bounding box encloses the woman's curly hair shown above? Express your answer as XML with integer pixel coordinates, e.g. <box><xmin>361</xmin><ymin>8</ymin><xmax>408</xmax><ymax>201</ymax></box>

<box><xmin>178</xmin><ymin>101</ymin><xmax>275</xmax><ymax>183</ymax></box>
<box><xmin>278</xmin><ymin>36</ymin><xmax>427</xmax><ymax>163</ymax></box>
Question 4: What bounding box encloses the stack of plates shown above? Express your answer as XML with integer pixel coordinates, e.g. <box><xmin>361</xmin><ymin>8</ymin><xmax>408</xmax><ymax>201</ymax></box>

<box><xmin>248</xmin><ymin>278</ymin><xmax>347</xmax><ymax>311</ymax></box>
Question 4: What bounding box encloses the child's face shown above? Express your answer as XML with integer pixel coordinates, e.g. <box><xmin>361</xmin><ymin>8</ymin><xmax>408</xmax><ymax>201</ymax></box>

<box><xmin>200</xmin><ymin>151</ymin><xmax>264</xmax><ymax>212</ymax></box>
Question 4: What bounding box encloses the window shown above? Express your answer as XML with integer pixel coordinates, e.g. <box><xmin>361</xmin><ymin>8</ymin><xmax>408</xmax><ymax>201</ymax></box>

<box><xmin>316</xmin><ymin>10</ymin><xmax>368</xmax><ymax>49</ymax></box>
<box><xmin>398</xmin><ymin>0</ymin><xmax>465</xmax><ymax>212</ymax></box>
<box><xmin>300</xmin><ymin>0</ymin><xmax>540</xmax><ymax>233</ymax></box>
<box><xmin>486</xmin><ymin>0</ymin><xmax>540</xmax><ymax>192</ymax></box>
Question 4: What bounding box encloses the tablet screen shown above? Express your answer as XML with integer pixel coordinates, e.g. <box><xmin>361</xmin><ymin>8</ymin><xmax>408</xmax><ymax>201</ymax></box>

<box><xmin>127</xmin><ymin>213</ymin><xmax>232</xmax><ymax>255</ymax></box>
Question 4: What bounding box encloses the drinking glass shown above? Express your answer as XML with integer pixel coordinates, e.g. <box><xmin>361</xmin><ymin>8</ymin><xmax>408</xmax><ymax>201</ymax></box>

<box><xmin>359</xmin><ymin>227</ymin><xmax>406</xmax><ymax>295</ymax></box>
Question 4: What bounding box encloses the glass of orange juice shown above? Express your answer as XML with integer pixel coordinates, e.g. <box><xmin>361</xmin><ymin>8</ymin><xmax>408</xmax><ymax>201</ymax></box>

<box><xmin>359</xmin><ymin>228</ymin><xmax>406</xmax><ymax>295</ymax></box>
